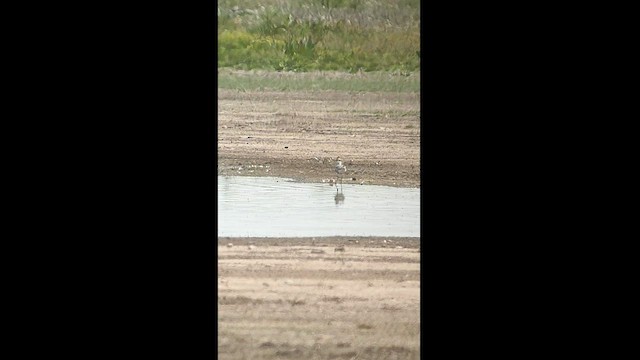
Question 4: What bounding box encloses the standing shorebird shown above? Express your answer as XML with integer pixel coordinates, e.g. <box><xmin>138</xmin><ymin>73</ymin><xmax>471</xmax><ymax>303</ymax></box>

<box><xmin>335</xmin><ymin>157</ymin><xmax>347</xmax><ymax>192</ymax></box>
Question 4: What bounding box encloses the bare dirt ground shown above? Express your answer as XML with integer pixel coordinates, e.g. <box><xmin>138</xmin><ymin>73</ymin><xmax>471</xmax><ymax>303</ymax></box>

<box><xmin>217</xmin><ymin>89</ymin><xmax>420</xmax><ymax>188</ymax></box>
<box><xmin>218</xmin><ymin>237</ymin><xmax>420</xmax><ymax>360</ymax></box>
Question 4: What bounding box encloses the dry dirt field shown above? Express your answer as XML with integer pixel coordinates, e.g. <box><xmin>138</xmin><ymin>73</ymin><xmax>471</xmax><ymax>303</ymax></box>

<box><xmin>218</xmin><ymin>237</ymin><xmax>420</xmax><ymax>360</ymax></box>
<box><xmin>217</xmin><ymin>89</ymin><xmax>420</xmax><ymax>188</ymax></box>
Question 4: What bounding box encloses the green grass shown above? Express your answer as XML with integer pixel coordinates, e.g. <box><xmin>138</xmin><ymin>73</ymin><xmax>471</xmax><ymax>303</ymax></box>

<box><xmin>218</xmin><ymin>69</ymin><xmax>420</xmax><ymax>92</ymax></box>
<box><xmin>218</xmin><ymin>0</ymin><xmax>420</xmax><ymax>73</ymax></box>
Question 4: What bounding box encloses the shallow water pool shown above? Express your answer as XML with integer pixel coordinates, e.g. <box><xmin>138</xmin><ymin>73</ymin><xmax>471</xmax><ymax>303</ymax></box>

<box><xmin>218</xmin><ymin>176</ymin><xmax>420</xmax><ymax>237</ymax></box>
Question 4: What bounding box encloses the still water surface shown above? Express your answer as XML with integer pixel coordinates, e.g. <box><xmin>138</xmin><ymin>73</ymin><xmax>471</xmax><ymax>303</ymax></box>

<box><xmin>218</xmin><ymin>176</ymin><xmax>420</xmax><ymax>237</ymax></box>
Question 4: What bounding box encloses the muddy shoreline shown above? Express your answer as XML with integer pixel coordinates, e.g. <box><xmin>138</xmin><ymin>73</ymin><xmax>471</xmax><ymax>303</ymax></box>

<box><xmin>217</xmin><ymin>89</ymin><xmax>420</xmax><ymax>188</ymax></box>
<box><xmin>218</xmin><ymin>236</ymin><xmax>420</xmax><ymax>249</ymax></box>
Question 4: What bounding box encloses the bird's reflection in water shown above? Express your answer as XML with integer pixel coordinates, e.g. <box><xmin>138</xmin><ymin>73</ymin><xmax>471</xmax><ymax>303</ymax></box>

<box><xmin>334</xmin><ymin>191</ymin><xmax>345</xmax><ymax>205</ymax></box>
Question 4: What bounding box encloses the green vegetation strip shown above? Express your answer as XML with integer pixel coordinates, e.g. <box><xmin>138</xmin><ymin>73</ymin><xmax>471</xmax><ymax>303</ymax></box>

<box><xmin>218</xmin><ymin>69</ymin><xmax>420</xmax><ymax>92</ymax></box>
<box><xmin>218</xmin><ymin>0</ymin><xmax>420</xmax><ymax>73</ymax></box>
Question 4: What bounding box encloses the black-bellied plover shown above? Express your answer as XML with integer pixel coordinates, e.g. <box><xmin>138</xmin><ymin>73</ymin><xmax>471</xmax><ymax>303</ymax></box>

<box><xmin>335</xmin><ymin>157</ymin><xmax>347</xmax><ymax>192</ymax></box>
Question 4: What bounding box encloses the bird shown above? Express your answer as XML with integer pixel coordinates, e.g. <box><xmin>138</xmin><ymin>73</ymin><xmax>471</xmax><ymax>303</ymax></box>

<box><xmin>335</xmin><ymin>157</ymin><xmax>347</xmax><ymax>191</ymax></box>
